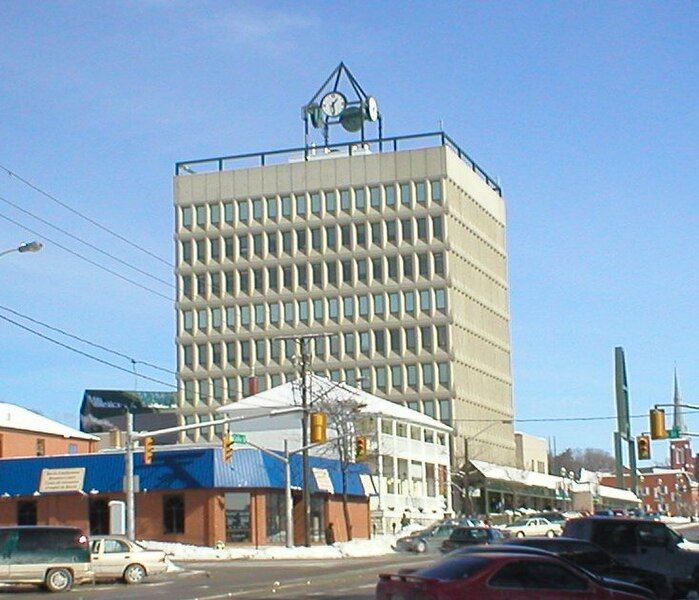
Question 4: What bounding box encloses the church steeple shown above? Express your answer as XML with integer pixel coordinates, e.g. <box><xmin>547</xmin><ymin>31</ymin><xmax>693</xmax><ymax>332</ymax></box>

<box><xmin>673</xmin><ymin>367</ymin><xmax>686</xmax><ymax>434</ymax></box>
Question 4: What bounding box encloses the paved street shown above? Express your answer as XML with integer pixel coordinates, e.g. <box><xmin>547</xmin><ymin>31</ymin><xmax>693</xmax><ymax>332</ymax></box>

<box><xmin>0</xmin><ymin>553</ymin><xmax>435</xmax><ymax>600</ymax></box>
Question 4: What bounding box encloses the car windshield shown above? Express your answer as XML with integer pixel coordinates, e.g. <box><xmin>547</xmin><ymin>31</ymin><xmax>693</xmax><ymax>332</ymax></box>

<box><xmin>416</xmin><ymin>557</ymin><xmax>490</xmax><ymax>581</ymax></box>
<box><xmin>452</xmin><ymin>529</ymin><xmax>488</xmax><ymax>541</ymax></box>
<box><xmin>510</xmin><ymin>519</ymin><xmax>529</xmax><ymax>527</ymax></box>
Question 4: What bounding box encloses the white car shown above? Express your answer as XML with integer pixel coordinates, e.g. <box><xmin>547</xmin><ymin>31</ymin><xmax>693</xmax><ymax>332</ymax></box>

<box><xmin>90</xmin><ymin>536</ymin><xmax>170</xmax><ymax>584</ymax></box>
<box><xmin>503</xmin><ymin>517</ymin><xmax>562</xmax><ymax>538</ymax></box>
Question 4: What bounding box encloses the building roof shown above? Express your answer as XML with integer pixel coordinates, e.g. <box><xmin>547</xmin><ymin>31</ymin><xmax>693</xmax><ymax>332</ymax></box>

<box><xmin>218</xmin><ymin>374</ymin><xmax>451</xmax><ymax>433</ymax></box>
<box><xmin>471</xmin><ymin>459</ymin><xmax>563</xmax><ymax>491</ymax></box>
<box><xmin>0</xmin><ymin>402</ymin><xmax>98</xmax><ymax>441</ymax></box>
<box><xmin>0</xmin><ymin>446</ymin><xmax>373</xmax><ymax>497</ymax></box>
<box><xmin>572</xmin><ymin>481</ymin><xmax>641</xmax><ymax>504</ymax></box>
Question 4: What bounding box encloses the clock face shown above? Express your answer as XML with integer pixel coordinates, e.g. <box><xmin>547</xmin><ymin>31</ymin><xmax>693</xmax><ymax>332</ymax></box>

<box><xmin>321</xmin><ymin>92</ymin><xmax>347</xmax><ymax>117</ymax></box>
<box><xmin>366</xmin><ymin>96</ymin><xmax>379</xmax><ymax>121</ymax></box>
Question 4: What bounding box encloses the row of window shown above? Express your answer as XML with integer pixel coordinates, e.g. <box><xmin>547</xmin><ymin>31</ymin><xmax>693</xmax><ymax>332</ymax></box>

<box><xmin>181</xmin><ymin>361</ymin><xmax>452</xmax><ymax>405</ymax></box>
<box><xmin>181</xmin><ymin>289</ymin><xmax>447</xmax><ymax>332</ymax></box>
<box><xmin>181</xmin><ymin>253</ymin><xmax>446</xmax><ymax>299</ymax></box>
<box><xmin>181</xmin><ymin>324</ymin><xmax>449</xmax><ymax>368</ymax></box>
<box><xmin>180</xmin><ymin>180</ymin><xmax>443</xmax><ymax>229</ymax></box>
<box><xmin>180</xmin><ymin>216</ymin><xmax>444</xmax><ymax>264</ymax></box>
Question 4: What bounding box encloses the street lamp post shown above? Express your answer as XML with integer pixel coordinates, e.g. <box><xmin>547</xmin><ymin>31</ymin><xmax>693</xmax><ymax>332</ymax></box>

<box><xmin>0</xmin><ymin>241</ymin><xmax>43</xmax><ymax>258</ymax></box>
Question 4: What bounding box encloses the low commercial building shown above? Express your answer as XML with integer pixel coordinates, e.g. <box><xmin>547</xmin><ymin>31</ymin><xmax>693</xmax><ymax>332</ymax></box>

<box><xmin>217</xmin><ymin>375</ymin><xmax>453</xmax><ymax>532</ymax></box>
<box><xmin>0</xmin><ymin>446</ymin><xmax>372</xmax><ymax>545</ymax></box>
<box><xmin>515</xmin><ymin>432</ymin><xmax>548</xmax><ymax>474</ymax></box>
<box><xmin>0</xmin><ymin>402</ymin><xmax>98</xmax><ymax>457</ymax></box>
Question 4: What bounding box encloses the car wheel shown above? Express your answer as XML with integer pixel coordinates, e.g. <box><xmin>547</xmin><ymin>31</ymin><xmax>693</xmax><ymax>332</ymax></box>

<box><xmin>124</xmin><ymin>563</ymin><xmax>146</xmax><ymax>584</ymax></box>
<box><xmin>516</xmin><ymin>531</ymin><xmax>525</xmax><ymax>538</ymax></box>
<box><xmin>416</xmin><ymin>540</ymin><xmax>427</xmax><ymax>553</ymax></box>
<box><xmin>45</xmin><ymin>568</ymin><xmax>73</xmax><ymax>593</ymax></box>
<box><xmin>546</xmin><ymin>530</ymin><xmax>555</xmax><ymax>538</ymax></box>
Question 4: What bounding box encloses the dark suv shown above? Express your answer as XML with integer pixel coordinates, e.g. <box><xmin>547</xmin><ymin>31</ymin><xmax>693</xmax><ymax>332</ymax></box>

<box><xmin>564</xmin><ymin>517</ymin><xmax>699</xmax><ymax>596</ymax></box>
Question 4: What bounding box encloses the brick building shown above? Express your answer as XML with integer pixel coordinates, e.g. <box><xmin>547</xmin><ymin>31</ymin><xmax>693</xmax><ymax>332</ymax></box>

<box><xmin>0</xmin><ymin>402</ymin><xmax>98</xmax><ymax>457</ymax></box>
<box><xmin>0</xmin><ymin>446</ymin><xmax>372</xmax><ymax>546</ymax></box>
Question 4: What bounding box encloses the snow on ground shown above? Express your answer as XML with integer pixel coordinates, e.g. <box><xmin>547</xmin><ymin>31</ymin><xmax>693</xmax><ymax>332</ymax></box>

<box><xmin>140</xmin><ymin>525</ymin><xmax>423</xmax><ymax>562</ymax></box>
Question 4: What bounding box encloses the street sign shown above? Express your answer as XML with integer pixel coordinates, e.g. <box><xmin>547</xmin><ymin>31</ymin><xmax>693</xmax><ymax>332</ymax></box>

<box><xmin>231</xmin><ymin>433</ymin><xmax>247</xmax><ymax>444</ymax></box>
<box><xmin>667</xmin><ymin>427</ymin><xmax>681</xmax><ymax>439</ymax></box>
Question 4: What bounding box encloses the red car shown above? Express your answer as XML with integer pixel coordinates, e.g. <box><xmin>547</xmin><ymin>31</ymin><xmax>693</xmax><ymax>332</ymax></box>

<box><xmin>376</xmin><ymin>552</ymin><xmax>654</xmax><ymax>599</ymax></box>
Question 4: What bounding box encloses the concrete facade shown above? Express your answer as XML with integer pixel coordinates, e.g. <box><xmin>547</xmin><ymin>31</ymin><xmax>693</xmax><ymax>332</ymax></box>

<box><xmin>515</xmin><ymin>432</ymin><xmax>549</xmax><ymax>474</ymax></box>
<box><xmin>174</xmin><ymin>141</ymin><xmax>515</xmax><ymax>466</ymax></box>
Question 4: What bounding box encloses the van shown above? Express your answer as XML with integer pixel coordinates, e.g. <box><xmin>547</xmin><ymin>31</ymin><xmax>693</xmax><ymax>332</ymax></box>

<box><xmin>0</xmin><ymin>526</ymin><xmax>92</xmax><ymax>592</ymax></box>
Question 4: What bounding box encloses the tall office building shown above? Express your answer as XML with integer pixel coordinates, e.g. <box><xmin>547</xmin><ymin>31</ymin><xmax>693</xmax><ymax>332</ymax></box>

<box><xmin>174</xmin><ymin>131</ymin><xmax>515</xmax><ymax>466</ymax></box>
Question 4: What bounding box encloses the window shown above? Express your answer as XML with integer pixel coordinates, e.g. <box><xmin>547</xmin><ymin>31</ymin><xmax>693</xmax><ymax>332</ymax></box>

<box><xmin>340</xmin><ymin>189</ymin><xmax>350</xmax><ymax>211</ymax></box>
<box><xmin>297</xmin><ymin>264</ymin><xmax>307</xmax><ymax>288</ymax></box>
<box><xmin>374</xmin><ymin>330</ymin><xmax>385</xmax><ymax>354</ymax></box>
<box><xmin>212</xmin><ymin>308</ymin><xmax>222</xmax><ymax>329</ymax></box>
<box><xmin>267</xmin><ymin>233</ymin><xmax>277</xmax><ymax>256</ymax></box>
<box><xmin>17</xmin><ymin>501</ymin><xmax>37</xmax><ymax>526</ymax></box>
<box><xmin>439</xmin><ymin>400</ymin><xmax>451</xmax><ymax>423</ymax></box>
<box><xmin>240</xmin><ymin>340</ymin><xmax>250</xmax><ymax>362</ymax></box>
<box><xmin>355</xmin><ymin>223</ymin><xmax>366</xmax><ymax>246</ymax></box>
<box><xmin>238</xmin><ymin>235</ymin><xmax>248</xmax><ymax>258</ymax></box>
<box><xmin>88</xmin><ymin>499</ymin><xmax>109</xmax><ymax>534</ymax></box>
<box><xmin>283</xmin><ymin>266</ymin><xmax>292</xmax><ymax>288</ymax></box>
<box><xmin>385</xmin><ymin>185</ymin><xmax>396</xmax><ymax>206</ymax></box>
<box><xmin>370</xmin><ymin>186</ymin><xmax>381</xmax><ymax>208</ymax></box>
<box><xmin>328</xmin><ymin>298</ymin><xmax>338</xmax><ymax>319</ymax></box>
<box><xmin>434</xmin><ymin>252</ymin><xmax>445</xmax><ymax>276</ymax></box>
<box><xmin>310</xmin><ymin>192</ymin><xmax>321</xmax><ymax>214</ymax></box>
<box><xmin>196</xmin><ymin>240</ymin><xmax>206</xmax><ymax>262</ymax></box>
<box><xmin>267</xmin><ymin>197</ymin><xmax>278</xmax><ymax>219</ymax></box>
<box><xmin>252</xmin><ymin>198</ymin><xmax>263</xmax><ymax>220</ymax></box>
<box><xmin>372</xmin><ymin>258</ymin><xmax>383</xmax><ymax>281</ymax></box>
<box><xmin>386</xmin><ymin>221</ymin><xmax>397</xmax><ymax>243</ymax></box>
<box><xmin>423</xmin><ymin>399</ymin><xmax>435</xmax><ymax>418</ymax></box>
<box><xmin>224</xmin><ymin>202</ymin><xmax>234</xmax><ymax>223</ymax></box>
<box><xmin>269</xmin><ymin>303</ymin><xmax>280</xmax><ymax>324</ymax></box>
<box><xmin>238</xmin><ymin>200</ymin><xmax>249</xmax><ymax>223</ymax></box>
<box><xmin>342</xmin><ymin>260</ymin><xmax>352</xmax><ymax>283</ymax></box>
<box><xmin>407</xmin><ymin>364</ymin><xmax>417</xmax><ymax>386</ymax></box>
<box><xmin>163</xmin><ymin>495</ymin><xmax>185</xmax><ymax>534</ymax></box>
<box><xmin>313</xmin><ymin>299</ymin><xmax>324</xmax><ymax>322</ymax></box>
<box><xmin>282</xmin><ymin>231</ymin><xmax>292</xmax><ymax>253</ymax></box>
<box><xmin>298</xmin><ymin>300</ymin><xmax>309</xmax><ymax>322</ymax></box>
<box><xmin>198</xmin><ymin>343</ymin><xmax>207</xmax><ymax>366</ymax></box>
<box><xmin>181</xmin><ymin>242</ymin><xmax>191</xmax><ymax>264</ymax></box>
<box><xmin>326</xmin><ymin>226</ymin><xmax>336</xmax><ymax>249</ymax></box>
<box><xmin>36</xmin><ymin>438</ymin><xmax>45</xmax><ymax>457</ymax></box>
<box><xmin>253</xmin><ymin>233</ymin><xmax>263</xmax><ymax>256</ymax></box>
<box><xmin>343</xmin><ymin>296</ymin><xmax>354</xmax><ymax>319</ymax></box>
<box><xmin>418</xmin><ymin>254</ymin><xmax>429</xmax><ymax>276</ymax></box>
<box><xmin>371</xmin><ymin>222</ymin><xmax>382</xmax><ymax>246</ymax></box>
<box><xmin>311</xmin><ymin>228</ymin><xmax>321</xmax><ymax>251</ymax></box>
<box><xmin>431</xmin><ymin>180</ymin><xmax>442</xmax><ymax>201</ymax></box>
<box><xmin>417</xmin><ymin>218</ymin><xmax>428</xmax><ymax>240</ymax></box>
<box><xmin>433</xmin><ymin>216</ymin><xmax>444</xmax><ymax>239</ymax></box>
<box><xmin>376</xmin><ymin>366</ymin><xmax>387</xmax><ymax>390</ymax></box>
<box><xmin>358</xmin><ymin>295</ymin><xmax>369</xmax><ymax>317</ymax></box>
<box><xmin>255</xmin><ymin>304</ymin><xmax>265</xmax><ymax>325</ymax></box>
<box><xmin>357</xmin><ymin>259</ymin><xmax>367</xmax><ymax>282</ymax></box>
<box><xmin>638</xmin><ymin>524</ymin><xmax>668</xmax><ymax>548</ymax></box>
<box><xmin>390</xmin><ymin>329</ymin><xmax>400</xmax><ymax>353</ymax></box>
<box><xmin>284</xmin><ymin>301</ymin><xmax>294</xmax><ymax>323</ymax></box>
<box><xmin>400</xmin><ymin>182</ymin><xmax>411</xmax><ymax>205</ymax></box>
<box><xmin>435</xmin><ymin>289</ymin><xmax>446</xmax><ymax>310</ymax></box>
<box><xmin>420</xmin><ymin>290</ymin><xmax>431</xmax><ymax>311</ymax></box>
<box><xmin>341</xmin><ymin>225</ymin><xmax>351</xmax><ymax>248</ymax></box>
<box><xmin>240</xmin><ymin>305</ymin><xmax>250</xmax><ymax>326</ymax></box>
<box><xmin>422</xmin><ymin>363</ymin><xmax>434</xmax><ymax>387</ymax></box>
<box><xmin>415</xmin><ymin>181</ymin><xmax>426</xmax><ymax>203</ymax></box>
<box><xmin>438</xmin><ymin>363</ymin><xmax>450</xmax><ymax>385</ymax></box>
<box><xmin>183</xmin><ymin>345</ymin><xmax>193</xmax><ymax>368</ymax></box>
<box><xmin>405</xmin><ymin>328</ymin><xmax>416</xmax><ymax>351</ymax></box>
<box><xmin>387</xmin><ymin>256</ymin><xmax>398</xmax><ymax>279</ymax></box>
<box><xmin>391</xmin><ymin>365</ymin><xmax>402</xmax><ymax>388</ymax></box>
<box><xmin>373</xmin><ymin>293</ymin><xmax>384</xmax><ymax>316</ymax></box>
<box><xmin>253</xmin><ymin>268</ymin><xmax>264</xmax><ymax>291</ymax></box>
<box><xmin>196</xmin><ymin>205</ymin><xmax>206</xmax><ymax>226</ymax></box>
<box><xmin>355</xmin><ymin>187</ymin><xmax>365</xmax><ymax>209</ymax></box>
<box><xmin>281</xmin><ymin>195</ymin><xmax>291</xmax><ymax>217</ymax></box>
<box><xmin>183</xmin><ymin>310</ymin><xmax>193</xmax><ymax>331</ymax></box>
<box><xmin>265</xmin><ymin>492</ymin><xmax>287</xmax><ymax>543</ymax></box>
<box><xmin>184</xmin><ymin>380</ymin><xmax>195</xmax><ymax>400</ymax></box>
<box><xmin>327</xmin><ymin>262</ymin><xmax>337</xmax><ymax>285</ymax></box>
<box><xmin>312</xmin><ymin>263</ymin><xmax>322</xmax><ymax>287</ymax></box>
<box><xmin>197</xmin><ymin>274</ymin><xmax>206</xmax><ymax>297</ymax></box>
<box><xmin>344</xmin><ymin>332</ymin><xmax>355</xmax><ymax>355</ymax></box>
<box><xmin>210</xmin><ymin>273</ymin><xmax>221</xmax><ymax>296</ymax></box>
<box><xmin>389</xmin><ymin>292</ymin><xmax>400</xmax><ymax>314</ymax></box>
<box><xmin>296</xmin><ymin>229</ymin><xmax>306</xmax><ymax>252</ymax></box>
<box><xmin>325</xmin><ymin>190</ymin><xmax>336</xmax><ymax>213</ymax></box>
<box><xmin>181</xmin><ymin>206</ymin><xmax>192</xmax><ymax>228</ymax></box>
<box><xmin>295</xmin><ymin>194</ymin><xmax>306</xmax><ymax>216</ymax></box>
<box><xmin>401</xmin><ymin>219</ymin><xmax>413</xmax><ymax>242</ymax></box>
<box><xmin>404</xmin><ymin>291</ymin><xmax>415</xmax><ymax>314</ymax></box>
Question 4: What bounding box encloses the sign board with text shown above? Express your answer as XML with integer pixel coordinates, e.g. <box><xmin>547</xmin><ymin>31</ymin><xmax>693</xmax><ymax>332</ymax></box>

<box><xmin>39</xmin><ymin>468</ymin><xmax>86</xmax><ymax>493</ymax></box>
<box><xmin>312</xmin><ymin>468</ymin><xmax>334</xmax><ymax>494</ymax></box>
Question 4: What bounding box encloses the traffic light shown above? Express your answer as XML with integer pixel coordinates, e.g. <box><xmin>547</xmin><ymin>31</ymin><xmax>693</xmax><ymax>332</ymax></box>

<box><xmin>143</xmin><ymin>437</ymin><xmax>154</xmax><ymax>465</ymax></box>
<box><xmin>650</xmin><ymin>408</ymin><xmax>667</xmax><ymax>440</ymax></box>
<box><xmin>222</xmin><ymin>433</ymin><xmax>234</xmax><ymax>462</ymax></box>
<box><xmin>310</xmin><ymin>412</ymin><xmax>327</xmax><ymax>443</ymax></box>
<box><xmin>355</xmin><ymin>436</ymin><xmax>367</xmax><ymax>460</ymax></box>
<box><xmin>637</xmin><ymin>435</ymin><xmax>651</xmax><ymax>460</ymax></box>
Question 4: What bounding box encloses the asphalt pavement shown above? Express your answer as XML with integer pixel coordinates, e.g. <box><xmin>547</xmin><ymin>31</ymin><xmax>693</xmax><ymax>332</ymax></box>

<box><xmin>0</xmin><ymin>552</ymin><xmax>435</xmax><ymax>600</ymax></box>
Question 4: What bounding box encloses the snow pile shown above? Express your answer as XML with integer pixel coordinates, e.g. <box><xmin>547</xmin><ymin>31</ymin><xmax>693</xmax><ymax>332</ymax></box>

<box><xmin>140</xmin><ymin>531</ymin><xmax>410</xmax><ymax>562</ymax></box>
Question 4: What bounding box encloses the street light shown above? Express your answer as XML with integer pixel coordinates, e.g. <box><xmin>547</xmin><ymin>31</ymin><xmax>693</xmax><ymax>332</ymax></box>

<box><xmin>0</xmin><ymin>240</ymin><xmax>43</xmax><ymax>258</ymax></box>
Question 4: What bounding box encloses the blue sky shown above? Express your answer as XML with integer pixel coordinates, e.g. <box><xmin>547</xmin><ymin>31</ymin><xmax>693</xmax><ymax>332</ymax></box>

<box><xmin>0</xmin><ymin>1</ymin><xmax>697</xmax><ymax>459</ymax></box>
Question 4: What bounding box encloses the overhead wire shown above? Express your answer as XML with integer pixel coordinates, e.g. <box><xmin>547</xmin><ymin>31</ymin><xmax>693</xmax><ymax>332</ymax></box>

<box><xmin>0</xmin><ymin>193</ymin><xmax>173</xmax><ymax>289</ymax></box>
<box><xmin>0</xmin><ymin>164</ymin><xmax>173</xmax><ymax>267</ymax></box>
<box><xmin>0</xmin><ymin>210</ymin><xmax>173</xmax><ymax>301</ymax></box>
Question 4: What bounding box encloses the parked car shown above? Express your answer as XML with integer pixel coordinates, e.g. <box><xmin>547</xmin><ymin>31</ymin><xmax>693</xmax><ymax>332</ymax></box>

<box><xmin>531</xmin><ymin>510</ymin><xmax>567</xmax><ymax>525</ymax></box>
<box><xmin>394</xmin><ymin>523</ymin><xmax>458</xmax><ymax>553</ymax></box>
<box><xmin>439</xmin><ymin>526</ymin><xmax>503</xmax><ymax>553</ymax></box>
<box><xmin>0</xmin><ymin>526</ymin><xmax>92</xmax><ymax>592</ymax></box>
<box><xmin>502</xmin><ymin>516</ymin><xmax>562</xmax><ymax>538</ymax></box>
<box><xmin>446</xmin><ymin>545</ymin><xmax>656</xmax><ymax>599</ymax></box>
<box><xmin>90</xmin><ymin>536</ymin><xmax>170</xmax><ymax>584</ymax></box>
<box><xmin>376</xmin><ymin>552</ymin><xmax>654</xmax><ymax>599</ymax></box>
<box><xmin>503</xmin><ymin>536</ymin><xmax>672</xmax><ymax>598</ymax></box>
<box><xmin>564</xmin><ymin>516</ymin><xmax>699</xmax><ymax>597</ymax></box>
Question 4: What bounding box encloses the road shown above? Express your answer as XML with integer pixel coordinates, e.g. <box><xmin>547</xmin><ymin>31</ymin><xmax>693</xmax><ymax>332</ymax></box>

<box><xmin>0</xmin><ymin>552</ymin><xmax>435</xmax><ymax>600</ymax></box>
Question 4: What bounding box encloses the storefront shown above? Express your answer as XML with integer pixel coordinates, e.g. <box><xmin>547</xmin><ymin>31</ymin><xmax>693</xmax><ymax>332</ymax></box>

<box><xmin>0</xmin><ymin>446</ymin><xmax>374</xmax><ymax>546</ymax></box>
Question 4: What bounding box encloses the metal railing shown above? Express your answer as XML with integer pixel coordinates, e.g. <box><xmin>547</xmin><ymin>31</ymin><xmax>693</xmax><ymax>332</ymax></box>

<box><xmin>175</xmin><ymin>131</ymin><xmax>502</xmax><ymax>196</ymax></box>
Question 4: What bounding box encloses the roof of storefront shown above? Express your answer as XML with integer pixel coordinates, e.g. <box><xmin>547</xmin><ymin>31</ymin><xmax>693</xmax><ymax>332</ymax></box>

<box><xmin>471</xmin><ymin>459</ymin><xmax>562</xmax><ymax>491</ymax></box>
<box><xmin>0</xmin><ymin>447</ymin><xmax>372</xmax><ymax>497</ymax></box>
<box><xmin>218</xmin><ymin>374</ymin><xmax>452</xmax><ymax>433</ymax></box>
<box><xmin>0</xmin><ymin>402</ymin><xmax>99</xmax><ymax>441</ymax></box>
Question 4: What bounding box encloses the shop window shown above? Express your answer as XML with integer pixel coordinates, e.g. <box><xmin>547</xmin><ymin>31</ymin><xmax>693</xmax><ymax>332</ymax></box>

<box><xmin>266</xmin><ymin>492</ymin><xmax>286</xmax><ymax>543</ymax></box>
<box><xmin>310</xmin><ymin>496</ymin><xmax>325</xmax><ymax>543</ymax></box>
<box><xmin>89</xmin><ymin>499</ymin><xmax>110</xmax><ymax>535</ymax></box>
<box><xmin>163</xmin><ymin>495</ymin><xmax>185</xmax><ymax>534</ymax></box>
<box><xmin>225</xmin><ymin>492</ymin><xmax>251</xmax><ymax>542</ymax></box>
<box><xmin>17</xmin><ymin>501</ymin><xmax>37</xmax><ymax>526</ymax></box>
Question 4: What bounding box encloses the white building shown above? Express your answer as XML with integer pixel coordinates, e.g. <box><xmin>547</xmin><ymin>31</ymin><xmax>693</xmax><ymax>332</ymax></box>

<box><xmin>218</xmin><ymin>375</ymin><xmax>452</xmax><ymax>531</ymax></box>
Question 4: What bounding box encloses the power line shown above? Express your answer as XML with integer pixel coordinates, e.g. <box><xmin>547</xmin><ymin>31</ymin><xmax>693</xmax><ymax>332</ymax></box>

<box><xmin>0</xmin><ymin>193</ymin><xmax>173</xmax><ymax>289</ymax></box>
<box><xmin>0</xmin><ymin>164</ymin><xmax>173</xmax><ymax>267</ymax></box>
<box><xmin>0</xmin><ymin>210</ymin><xmax>173</xmax><ymax>302</ymax></box>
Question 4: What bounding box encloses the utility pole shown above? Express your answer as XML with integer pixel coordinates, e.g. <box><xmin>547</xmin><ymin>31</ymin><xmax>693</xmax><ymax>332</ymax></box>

<box><xmin>125</xmin><ymin>410</ymin><xmax>136</xmax><ymax>540</ymax></box>
<box><xmin>301</xmin><ymin>339</ymin><xmax>311</xmax><ymax>547</ymax></box>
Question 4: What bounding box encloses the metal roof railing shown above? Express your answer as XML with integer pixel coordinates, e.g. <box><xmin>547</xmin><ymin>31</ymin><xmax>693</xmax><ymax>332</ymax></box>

<box><xmin>175</xmin><ymin>131</ymin><xmax>501</xmax><ymax>196</ymax></box>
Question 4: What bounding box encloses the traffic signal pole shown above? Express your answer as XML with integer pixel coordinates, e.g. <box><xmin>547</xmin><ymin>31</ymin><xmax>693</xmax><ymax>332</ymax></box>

<box><xmin>125</xmin><ymin>410</ymin><xmax>136</xmax><ymax>541</ymax></box>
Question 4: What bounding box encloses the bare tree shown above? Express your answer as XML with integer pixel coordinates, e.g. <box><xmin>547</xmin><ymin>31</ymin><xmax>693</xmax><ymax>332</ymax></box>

<box><xmin>315</xmin><ymin>386</ymin><xmax>365</xmax><ymax>542</ymax></box>
<box><xmin>550</xmin><ymin>447</ymin><xmax>615</xmax><ymax>475</ymax></box>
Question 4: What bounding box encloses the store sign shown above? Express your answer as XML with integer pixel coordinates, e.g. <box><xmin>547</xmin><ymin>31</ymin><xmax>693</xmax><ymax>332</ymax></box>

<box><xmin>39</xmin><ymin>468</ymin><xmax>86</xmax><ymax>493</ymax></box>
<box><xmin>312</xmin><ymin>468</ymin><xmax>334</xmax><ymax>494</ymax></box>
<box><xmin>359</xmin><ymin>474</ymin><xmax>377</xmax><ymax>496</ymax></box>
